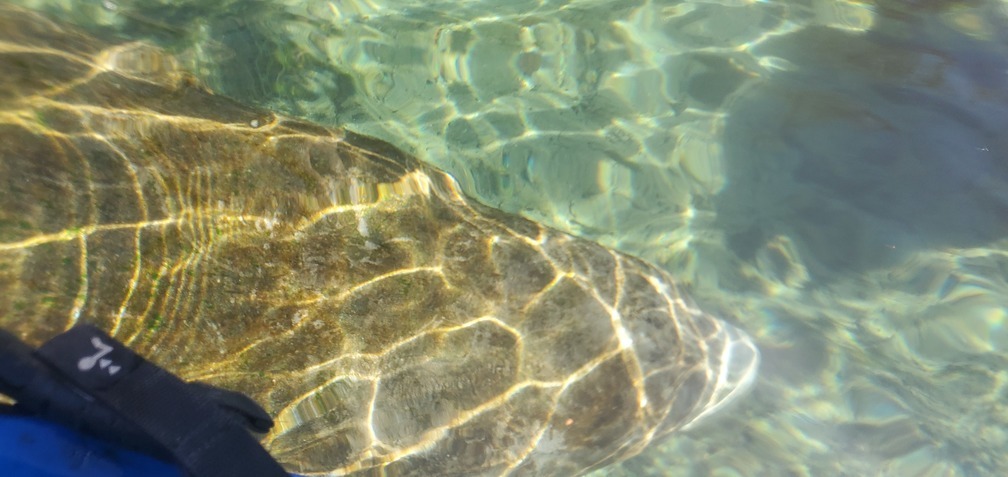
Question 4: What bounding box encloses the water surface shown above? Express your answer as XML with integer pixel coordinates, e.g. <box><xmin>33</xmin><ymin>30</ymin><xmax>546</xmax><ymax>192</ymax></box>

<box><xmin>9</xmin><ymin>0</ymin><xmax>1008</xmax><ymax>475</ymax></box>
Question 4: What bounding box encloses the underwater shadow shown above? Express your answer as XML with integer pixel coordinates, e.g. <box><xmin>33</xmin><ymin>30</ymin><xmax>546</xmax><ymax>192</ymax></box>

<box><xmin>716</xmin><ymin>3</ymin><xmax>1008</xmax><ymax>280</ymax></box>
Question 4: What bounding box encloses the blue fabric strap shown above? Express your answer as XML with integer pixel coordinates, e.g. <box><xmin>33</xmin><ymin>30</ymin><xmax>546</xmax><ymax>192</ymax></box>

<box><xmin>18</xmin><ymin>324</ymin><xmax>287</xmax><ymax>477</ymax></box>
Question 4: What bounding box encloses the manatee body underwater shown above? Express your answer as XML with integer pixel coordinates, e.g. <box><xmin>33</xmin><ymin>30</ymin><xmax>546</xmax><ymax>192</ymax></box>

<box><xmin>0</xmin><ymin>6</ymin><xmax>758</xmax><ymax>476</ymax></box>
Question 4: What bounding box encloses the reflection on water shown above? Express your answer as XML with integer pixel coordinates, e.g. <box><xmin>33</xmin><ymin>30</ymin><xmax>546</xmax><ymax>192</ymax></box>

<box><xmin>8</xmin><ymin>0</ymin><xmax>1008</xmax><ymax>475</ymax></box>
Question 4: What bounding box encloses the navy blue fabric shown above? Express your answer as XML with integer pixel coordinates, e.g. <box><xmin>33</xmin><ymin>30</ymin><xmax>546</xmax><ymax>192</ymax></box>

<box><xmin>33</xmin><ymin>325</ymin><xmax>289</xmax><ymax>477</ymax></box>
<box><xmin>0</xmin><ymin>325</ymin><xmax>302</xmax><ymax>477</ymax></box>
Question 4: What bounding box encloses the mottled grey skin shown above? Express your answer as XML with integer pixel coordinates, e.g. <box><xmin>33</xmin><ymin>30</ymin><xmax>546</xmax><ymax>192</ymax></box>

<box><xmin>0</xmin><ymin>6</ymin><xmax>757</xmax><ymax>476</ymax></box>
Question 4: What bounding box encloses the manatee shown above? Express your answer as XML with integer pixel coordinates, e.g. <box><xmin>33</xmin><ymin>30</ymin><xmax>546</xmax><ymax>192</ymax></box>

<box><xmin>0</xmin><ymin>6</ymin><xmax>757</xmax><ymax>476</ymax></box>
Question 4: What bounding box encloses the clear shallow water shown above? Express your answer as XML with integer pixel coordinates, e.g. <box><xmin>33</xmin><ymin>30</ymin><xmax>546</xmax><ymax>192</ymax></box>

<box><xmin>9</xmin><ymin>0</ymin><xmax>1008</xmax><ymax>475</ymax></box>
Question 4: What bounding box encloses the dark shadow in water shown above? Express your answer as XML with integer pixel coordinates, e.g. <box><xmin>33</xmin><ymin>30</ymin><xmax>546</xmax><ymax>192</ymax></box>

<box><xmin>716</xmin><ymin>2</ymin><xmax>1008</xmax><ymax>280</ymax></box>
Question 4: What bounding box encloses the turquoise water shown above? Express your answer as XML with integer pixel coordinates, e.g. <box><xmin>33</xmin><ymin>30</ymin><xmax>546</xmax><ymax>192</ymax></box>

<box><xmin>9</xmin><ymin>0</ymin><xmax>1008</xmax><ymax>475</ymax></box>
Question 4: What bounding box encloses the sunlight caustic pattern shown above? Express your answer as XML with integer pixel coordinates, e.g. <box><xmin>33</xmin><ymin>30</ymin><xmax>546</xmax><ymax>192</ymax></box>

<box><xmin>0</xmin><ymin>6</ymin><xmax>757</xmax><ymax>477</ymax></box>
